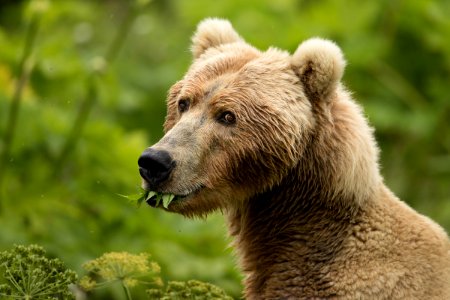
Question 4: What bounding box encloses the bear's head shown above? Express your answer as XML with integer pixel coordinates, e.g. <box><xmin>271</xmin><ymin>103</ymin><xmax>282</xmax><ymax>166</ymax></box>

<box><xmin>138</xmin><ymin>18</ymin><xmax>381</xmax><ymax>217</ymax></box>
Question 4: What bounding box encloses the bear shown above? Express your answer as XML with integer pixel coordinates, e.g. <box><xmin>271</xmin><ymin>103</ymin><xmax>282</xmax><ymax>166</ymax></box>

<box><xmin>137</xmin><ymin>18</ymin><xmax>450</xmax><ymax>299</ymax></box>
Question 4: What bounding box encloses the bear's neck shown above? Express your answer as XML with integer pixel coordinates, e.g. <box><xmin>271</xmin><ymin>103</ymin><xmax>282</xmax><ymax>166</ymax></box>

<box><xmin>225</xmin><ymin>96</ymin><xmax>382</xmax><ymax>298</ymax></box>
<box><xmin>226</xmin><ymin>167</ymin><xmax>371</xmax><ymax>299</ymax></box>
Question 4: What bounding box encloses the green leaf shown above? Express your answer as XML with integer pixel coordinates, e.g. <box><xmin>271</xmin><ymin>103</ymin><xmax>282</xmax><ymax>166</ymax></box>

<box><xmin>118</xmin><ymin>193</ymin><xmax>140</xmax><ymax>201</ymax></box>
<box><xmin>118</xmin><ymin>193</ymin><xmax>145</xmax><ymax>207</ymax></box>
<box><xmin>136</xmin><ymin>191</ymin><xmax>149</xmax><ymax>207</ymax></box>
<box><xmin>162</xmin><ymin>194</ymin><xmax>175</xmax><ymax>209</ymax></box>
<box><xmin>145</xmin><ymin>191</ymin><xmax>157</xmax><ymax>201</ymax></box>
<box><xmin>138</xmin><ymin>190</ymin><xmax>157</xmax><ymax>207</ymax></box>
<box><xmin>119</xmin><ymin>190</ymin><xmax>162</xmax><ymax>207</ymax></box>
<box><xmin>154</xmin><ymin>193</ymin><xmax>163</xmax><ymax>207</ymax></box>
<box><xmin>136</xmin><ymin>196</ymin><xmax>145</xmax><ymax>207</ymax></box>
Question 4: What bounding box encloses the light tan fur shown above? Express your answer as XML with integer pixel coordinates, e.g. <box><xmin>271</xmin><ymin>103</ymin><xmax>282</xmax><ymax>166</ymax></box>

<box><xmin>143</xmin><ymin>18</ymin><xmax>450</xmax><ymax>299</ymax></box>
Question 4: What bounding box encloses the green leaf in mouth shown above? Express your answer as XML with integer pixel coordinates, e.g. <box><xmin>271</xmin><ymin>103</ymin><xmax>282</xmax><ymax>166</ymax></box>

<box><xmin>118</xmin><ymin>189</ymin><xmax>148</xmax><ymax>207</ymax></box>
<box><xmin>121</xmin><ymin>189</ymin><xmax>177</xmax><ymax>208</ymax></box>
<box><xmin>162</xmin><ymin>193</ymin><xmax>175</xmax><ymax>209</ymax></box>
<box><xmin>144</xmin><ymin>191</ymin><xmax>157</xmax><ymax>206</ymax></box>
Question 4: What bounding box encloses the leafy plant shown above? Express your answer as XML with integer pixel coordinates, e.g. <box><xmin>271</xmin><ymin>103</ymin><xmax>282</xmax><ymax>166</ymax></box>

<box><xmin>80</xmin><ymin>251</ymin><xmax>233</xmax><ymax>299</ymax></box>
<box><xmin>79</xmin><ymin>251</ymin><xmax>163</xmax><ymax>300</ymax></box>
<box><xmin>122</xmin><ymin>189</ymin><xmax>177</xmax><ymax>208</ymax></box>
<box><xmin>147</xmin><ymin>280</ymin><xmax>233</xmax><ymax>300</ymax></box>
<box><xmin>0</xmin><ymin>244</ymin><xmax>77</xmax><ymax>299</ymax></box>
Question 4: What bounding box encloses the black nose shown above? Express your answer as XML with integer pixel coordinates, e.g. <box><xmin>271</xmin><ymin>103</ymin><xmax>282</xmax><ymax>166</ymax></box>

<box><xmin>138</xmin><ymin>148</ymin><xmax>175</xmax><ymax>187</ymax></box>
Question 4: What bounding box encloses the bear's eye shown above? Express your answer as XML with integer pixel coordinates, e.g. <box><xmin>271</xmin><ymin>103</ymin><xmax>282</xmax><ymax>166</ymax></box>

<box><xmin>218</xmin><ymin>111</ymin><xmax>236</xmax><ymax>125</ymax></box>
<box><xmin>178</xmin><ymin>98</ymin><xmax>190</xmax><ymax>113</ymax></box>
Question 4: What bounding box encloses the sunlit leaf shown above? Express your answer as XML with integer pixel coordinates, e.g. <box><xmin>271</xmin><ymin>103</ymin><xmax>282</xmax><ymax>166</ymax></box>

<box><xmin>162</xmin><ymin>194</ymin><xmax>175</xmax><ymax>209</ymax></box>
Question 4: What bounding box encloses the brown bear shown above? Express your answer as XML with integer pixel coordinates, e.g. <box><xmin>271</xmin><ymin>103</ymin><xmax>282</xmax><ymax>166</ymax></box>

<box><xmin>138</xmin><ymin>18</ymin><xmax>450</xmax><ymax>299</ymax></box>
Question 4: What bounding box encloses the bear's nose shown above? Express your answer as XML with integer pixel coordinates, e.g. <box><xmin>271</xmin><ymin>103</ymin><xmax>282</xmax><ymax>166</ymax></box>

<box><xmin>138</xmin><ymin>148</ymin><xmax>175</xmax><ymax>187</ymax></box>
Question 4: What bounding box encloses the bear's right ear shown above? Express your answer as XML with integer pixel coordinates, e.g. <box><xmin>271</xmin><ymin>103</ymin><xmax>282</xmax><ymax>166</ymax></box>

<box><xmin>291</xmin><ymin>38</ymin><xmax>346</xmax><ymax>102</ymax></box>
<box><xmin>191</xmin><ymin>18</ymin><xmax>243</xmax><ymax>59</ymax></box>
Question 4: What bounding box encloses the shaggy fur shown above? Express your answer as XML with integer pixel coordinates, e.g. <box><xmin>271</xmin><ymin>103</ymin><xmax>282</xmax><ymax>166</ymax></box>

<box><xmin>141</xmin><ymin>18</ymin><xmax>450</xmax><ymax>299</ymax></box>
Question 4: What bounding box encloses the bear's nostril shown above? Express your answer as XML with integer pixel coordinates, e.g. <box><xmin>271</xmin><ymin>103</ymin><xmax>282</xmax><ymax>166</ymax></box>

<box><xmin>138</xmin><ymin>148</ymin><xmax>175</xmax><ymax>186</ymax></box>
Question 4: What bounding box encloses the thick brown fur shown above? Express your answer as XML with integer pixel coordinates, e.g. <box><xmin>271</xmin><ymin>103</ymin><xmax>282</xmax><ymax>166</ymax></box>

<box><xmin>142</xmin><ymin>18</ymin><xmax>450</xmax><ymax>299</ymax></box>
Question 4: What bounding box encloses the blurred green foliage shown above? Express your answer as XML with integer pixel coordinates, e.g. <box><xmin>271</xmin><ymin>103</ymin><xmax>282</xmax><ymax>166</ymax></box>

<box><xmin>0</xmin><ymin>0</ymin><xmax>449</xmax><ymax>299</ymax></box>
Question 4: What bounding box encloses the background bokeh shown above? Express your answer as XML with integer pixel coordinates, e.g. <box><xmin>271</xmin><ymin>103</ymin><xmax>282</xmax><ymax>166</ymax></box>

<box><xmin>0</xmin><ymin>0</ymin><xmax>449</xmax><ymax>298</ymax></box>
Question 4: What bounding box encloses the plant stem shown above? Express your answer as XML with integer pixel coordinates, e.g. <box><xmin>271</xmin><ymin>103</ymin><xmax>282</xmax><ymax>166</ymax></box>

<box><xmin>0</xmin><ymin>15</ymin><xmax>40</xmax><ymax>207</ymax></box>
<box><xmin>52</xmin><ymin>3</ymin><xmax>139</xmax><ymax>176</ymax></box>
<box><xmin>52</xmin><ymin>76</ymin><xmax>98</xmax><ymax>174</ymax></box>
<box><xmin>372</xmin><ymin>61</ymin><xmax>428</xmax><ymax>110</ymax></box>
<box><xmin>105</xmin><ymin>5</ymin><xmax>138</xmax><ymax>64</ymax></box>
<box><xmin>122</xmin><ymin>282</ymin><xmax>133</xmax><ymax>300</ymax></box>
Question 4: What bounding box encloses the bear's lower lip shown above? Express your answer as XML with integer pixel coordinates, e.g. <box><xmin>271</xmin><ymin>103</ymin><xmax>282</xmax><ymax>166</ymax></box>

<box><xmin>145</xmin><ymin>185</ymin><xmax>205</xmax><ymax>208</ymax></box>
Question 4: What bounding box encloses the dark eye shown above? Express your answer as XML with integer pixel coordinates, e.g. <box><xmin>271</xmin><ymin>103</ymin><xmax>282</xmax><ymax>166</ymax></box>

<box><xmin>178</xmin><ymin>98</ymin><xmax>190</xmax><ymax>113</ymax></box>
<box><xmin>218</xmin><ymin>111</ymin><xmax>236</xmax><ymax>125</ymax></box>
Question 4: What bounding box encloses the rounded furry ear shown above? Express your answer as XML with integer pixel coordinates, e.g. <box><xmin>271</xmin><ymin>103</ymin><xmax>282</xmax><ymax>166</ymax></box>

<box><xmin>191</xmin><ymin>18</ymin><xmax>243</xmax><ymax>59</ymax></box>
<box><xmin>291</xmin><ymin>38</ymin><xmax>346</xmax><ymax>101</ymax></box>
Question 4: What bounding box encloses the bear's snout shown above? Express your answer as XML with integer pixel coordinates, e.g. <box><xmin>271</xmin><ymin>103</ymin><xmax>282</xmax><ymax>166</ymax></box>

<box><xmin>138</xmin><ymin>148</ymin><xmax>175</xmax><ymax>188</ymax></box>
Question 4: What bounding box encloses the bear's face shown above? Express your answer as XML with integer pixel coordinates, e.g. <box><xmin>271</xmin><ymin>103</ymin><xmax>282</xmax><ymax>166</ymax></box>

<box><xmin>139</xmin><ymin>19</ymin><xmax>346</xmax><ymax>216</ymax></box>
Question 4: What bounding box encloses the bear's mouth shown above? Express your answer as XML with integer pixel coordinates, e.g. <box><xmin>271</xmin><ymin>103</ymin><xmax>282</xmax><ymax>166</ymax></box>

<box><xmin>145</xmin><ymin>185</ymin><xmax>205</xmax><ymax>208</ymax></box>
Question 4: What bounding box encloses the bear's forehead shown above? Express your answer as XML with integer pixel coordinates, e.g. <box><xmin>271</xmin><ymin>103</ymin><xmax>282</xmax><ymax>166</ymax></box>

<box><xmin>181</xmin><ymin>46</ymin><xmax>293</xmax><ymax>102</ymax></box>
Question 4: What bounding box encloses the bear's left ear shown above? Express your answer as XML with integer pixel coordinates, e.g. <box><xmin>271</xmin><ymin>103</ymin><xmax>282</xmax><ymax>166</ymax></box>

<box><xmin>291</xmin><ymin>38</ymin><xmax>346</xmax><ymax>102</ymax></box>
<box><xmin>191</xmin><ymin>18</ymin><xmax>243</xmax><ymax>59</ymax></box>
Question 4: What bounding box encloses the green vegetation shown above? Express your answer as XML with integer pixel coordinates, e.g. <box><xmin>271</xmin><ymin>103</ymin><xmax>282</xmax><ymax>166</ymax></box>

<box><xmin>80</xmin><ymin>251</ymin><xmax>232</xmax><ymax>299</ymax></box>
<box><xmin>122</xmin><ymin>189</ymin><xmax>178</xmax><ymax>208</ymax></box>
<box><xmin>0</xmin><ymin>0</ymin><xmax>449</xmax><ymax>299</ymax></box>
<box><xmin>0</xmin><ymin>246</ymin><xmax>232</xmax><ymax>299</ymax></box>
<box><xmin>147</xmin><ymin>280</ymin><xmax>233</xmax><ymax>300</ymax></box>
<box><xmin>0</xmin><ymin>244</ymin><xmax>77</xmax><ymax>299</ymax></box>
<box><xmin>80</xmin><ymin>252</ymin><xmax>163</xmax><ymax>299</ymax></box>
